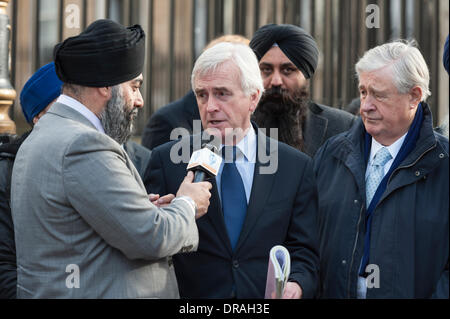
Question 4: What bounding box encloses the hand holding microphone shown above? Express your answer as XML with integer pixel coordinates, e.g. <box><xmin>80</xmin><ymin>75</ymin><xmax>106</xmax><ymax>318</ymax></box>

<box><xmin>176</xmin><ymin>171</ymin><xmax>212</xmax><ymax>219</ymax></box>
<box><xmin>176</xmin><ymin>143</ymin><xmax>222</xmax><ymax>219</ymax></box>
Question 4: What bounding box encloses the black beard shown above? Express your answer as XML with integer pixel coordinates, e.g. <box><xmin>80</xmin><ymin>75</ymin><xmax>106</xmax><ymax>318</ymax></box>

<box><xmin>100</xmin><ymin>86</ymin><xmax>136</xmax><ymax>145</ymax></box>
<box><xmin>252</xmin><ymin>85</ymin><xmax>310</xmax><ymax>151</ymax></box>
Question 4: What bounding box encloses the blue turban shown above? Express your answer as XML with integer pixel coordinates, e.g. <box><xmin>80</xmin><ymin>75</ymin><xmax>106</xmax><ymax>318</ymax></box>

<box><xmin>20</xmin><ymin>62</ymin><xmax>63</xmax><ymax>124</ymax></box>
<box><xmin>444</xmin><ymin>35</ymin><xmax>449</xmax><ymax>75</ymax></box>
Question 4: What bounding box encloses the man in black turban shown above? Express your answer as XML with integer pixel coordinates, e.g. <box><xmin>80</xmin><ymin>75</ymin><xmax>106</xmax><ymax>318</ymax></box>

<box><xmin>250</xmin><ymin>24</ymin><xmax>356</xmax><ymax>157</ymax></box>
<box><xmin>11</xmin><ymin>19</ymin><xmax>212</xmax><ymax>298</ymax></box>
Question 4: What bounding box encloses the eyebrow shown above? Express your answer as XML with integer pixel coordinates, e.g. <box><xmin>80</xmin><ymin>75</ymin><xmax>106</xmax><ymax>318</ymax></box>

<box><xmin>132</xmin><ymin>78</ymin><xmax>144</xmax><ymax>86</ymax></box>
<box><xmin>358</xmin><ymin>84</ymin><xmax>387</xmax><ymax>94</ymax></box>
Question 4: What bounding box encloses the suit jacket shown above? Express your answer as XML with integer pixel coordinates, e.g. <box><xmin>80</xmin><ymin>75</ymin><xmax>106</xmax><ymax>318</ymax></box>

<box><xmin>147</xmin><ymin>126</ymin><xmax>320</xmax><ymax>298</ymax></box>
<box><xmin>303</xmin><ymin>102</ymin><xmax>357</xmax><ymax>157</ymax></box>
<box><xmin>124</xmin><ymin>140</ymin><xmax>151</xmax><ymax>181</ymax></box>
<box><xmin>11</xmin><ymin>102</ymin><xmax>199</xmax><ymax>299</ymax></box>
<box><xmin>142</xmin><ymin>90</ymin><xmax>200</xmax><ymax>150</ymax></box>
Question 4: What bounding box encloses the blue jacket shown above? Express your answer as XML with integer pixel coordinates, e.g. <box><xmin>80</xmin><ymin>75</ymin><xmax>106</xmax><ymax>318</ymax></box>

<box><xmin>313</xmin><ymin>103</ymin><xmax>449</xmax><ymax>298</ymax></box>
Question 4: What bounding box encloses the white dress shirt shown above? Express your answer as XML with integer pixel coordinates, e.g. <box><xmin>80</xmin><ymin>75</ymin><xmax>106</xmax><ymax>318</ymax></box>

<box><xmin>56</xmin><ymin>95</ymin><xmax>105</xmax><ymax>133</ymax></box>
<box><xmin>216</xmin><ymin>126</ymin><xmax>257</xmax><ymax>204</ymax></box>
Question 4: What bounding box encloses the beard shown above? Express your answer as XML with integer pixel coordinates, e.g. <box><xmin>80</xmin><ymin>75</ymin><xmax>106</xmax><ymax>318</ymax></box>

<box><xmin>100</xmin><ymin>85</ymin><xmax>138</xmax><ymax>145</ymax></box>
<box><xmin>252</xmin><ymin>83</ymin><xmax>310</xmax><ymax>151</ymax></box>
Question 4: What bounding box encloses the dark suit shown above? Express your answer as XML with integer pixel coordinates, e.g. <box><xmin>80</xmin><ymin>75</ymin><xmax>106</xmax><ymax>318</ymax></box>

<box><xmin>142</xmin><ymin>90</ymin><xmax>200</xmax><ymax>150</ymax></box>
<box><xmin>303</xmin><ymin>102</ymin><xmax>357</xmax><ymax>157</ymax></box>
<box><xmin>147</xmin><ymin>126</ymin><xmax>320</xmax><ymax>299</ymax></box>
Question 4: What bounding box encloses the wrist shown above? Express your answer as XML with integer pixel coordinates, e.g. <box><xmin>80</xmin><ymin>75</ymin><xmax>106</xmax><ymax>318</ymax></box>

<box><xmin>173</xmin><ymin>196</ymin><xmax>197</xmax><ymax>217</ymax></box>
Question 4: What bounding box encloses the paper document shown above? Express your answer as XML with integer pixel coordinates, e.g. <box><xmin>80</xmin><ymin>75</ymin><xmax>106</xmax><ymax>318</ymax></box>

<box><xmin>264</xmin><ymin>245</ymin><xmax>291</xmax><ymax>299</ymax></box>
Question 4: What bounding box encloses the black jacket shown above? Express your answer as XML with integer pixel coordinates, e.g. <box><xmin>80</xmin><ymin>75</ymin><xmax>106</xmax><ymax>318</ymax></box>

<box><xmin>147</xmin><ymin>127</ymin><xmax>319</xmax><ymax>298</ymax></box>
<box><xmin>313</xmin><ymin>103</ymin><xmax>449</xmax><ymax>298</ymax></box>
<box><xmin>0</xmin><ymin>133</ymin><xmax>29</xmax><ymax>299</ymax></box>
<box><xmin>303</xmin><ymin>102</ymin><xmax>357</xmax><ymax>157</ymax></box>
<box><xmin>141</xmin><ymin>90</ymin><xmax>200</xmax><ymax>150</ymax></box>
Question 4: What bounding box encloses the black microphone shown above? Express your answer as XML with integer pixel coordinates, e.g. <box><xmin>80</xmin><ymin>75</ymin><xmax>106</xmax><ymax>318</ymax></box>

<box><xmin>188</xmin><ymin>143</ymin><xmax>222</xmax><ymax>183</ymax></box>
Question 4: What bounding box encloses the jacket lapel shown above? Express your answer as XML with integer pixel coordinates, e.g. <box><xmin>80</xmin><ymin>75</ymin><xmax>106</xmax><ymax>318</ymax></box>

<box><xmin>332</xmin><ymin>121</ymin><xmax>367</xmax><ymax>201</ymax></box>
<box><xmin>234</xmin><ymin>130</ymin><xmax>277</xmax><ymax>254</ymax></box>
<box><xmin>207</xmin><ymin>178</ymin><xmax>233</xmax><ymax>254</ymax></box>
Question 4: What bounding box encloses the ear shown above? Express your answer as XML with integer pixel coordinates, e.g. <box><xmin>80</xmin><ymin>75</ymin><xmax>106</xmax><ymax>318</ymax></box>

<box><xmin>97</xmin><ymin>87</ymin><xmax>111</xmax><ymax>99</ymax></box>
<box><xmin>248</xmin><ymin>90</ymin><xmax>261</xmax><ymax>113</ymax></box>
<box><xmin>408</xmin><ymin>86</ymin><xmax>422</xmax><ymax>109</ymax></box>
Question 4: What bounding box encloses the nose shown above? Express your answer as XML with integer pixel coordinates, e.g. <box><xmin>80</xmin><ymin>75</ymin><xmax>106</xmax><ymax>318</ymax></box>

<box><xmin>269</xmin><ymin>70</ymin><xmax>283</xmax><ymax>88</ymax></box>
<box><xmin>134</xmin><ymin>90</ymin><xmax>144</xmax><ymax>109</ymax></box>
<box><xmin>206</xmin><ymin>96</ymin><xmax>219</xmax><ymax>112</ymax></box>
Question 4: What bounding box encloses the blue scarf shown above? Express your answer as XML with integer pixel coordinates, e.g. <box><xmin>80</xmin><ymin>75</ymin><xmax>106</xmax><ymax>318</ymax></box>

<box><xmin>359</xmin><ymin>103</ymin><xmax>424</xmax><ymax>276</ymax></box>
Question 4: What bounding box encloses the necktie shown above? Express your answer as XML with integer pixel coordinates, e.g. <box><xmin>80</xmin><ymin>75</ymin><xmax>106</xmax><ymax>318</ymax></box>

<box><xmin>365</xmin><ymin>147</ymin><xmax>392</xmax><ymax>207</ymax></box>
<box><xmin>221</xmin><ymin>146</ymin><xmax>248</xmax><ymax>251</ymax></box>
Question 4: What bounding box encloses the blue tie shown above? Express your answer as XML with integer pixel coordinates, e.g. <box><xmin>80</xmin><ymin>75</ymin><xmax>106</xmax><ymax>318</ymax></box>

<box><xmin>221</xmin><ymin>146</ymin><xmax>248</xmax><ymax>251</ymax></box>
<box><xmin>365</xmin><ymin>147</ymin><xmax>392</xmax><ymax>207</ymax></box>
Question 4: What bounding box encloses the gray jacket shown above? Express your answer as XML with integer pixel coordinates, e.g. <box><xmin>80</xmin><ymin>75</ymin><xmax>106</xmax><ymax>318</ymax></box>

<box><xmin>11</xmin><ymin>103</ymin><xmax>198</xmax><ymax>298</ymax></box>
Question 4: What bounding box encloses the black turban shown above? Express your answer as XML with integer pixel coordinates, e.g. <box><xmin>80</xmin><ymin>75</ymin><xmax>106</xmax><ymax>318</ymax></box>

<box><xmin>250</xmin><ymin>24</ymin><xmax>319</xmax><ymax>79</ymax></box>
<box><xmin>54</xmin><ymin>19</ymin><xmax>145</xmax><ymax>87</ymax></box>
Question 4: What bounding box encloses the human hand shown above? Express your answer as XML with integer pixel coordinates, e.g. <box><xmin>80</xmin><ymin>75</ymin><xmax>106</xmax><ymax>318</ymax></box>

<box><xmin>176</xmin><ymin>171</ymin><xmax>212</xmax><ymax>219</ymax></box>
<box><xmin>282</xmin><ymin>282</ymin><xmax>303</xmax><ymax>299</ymax></box>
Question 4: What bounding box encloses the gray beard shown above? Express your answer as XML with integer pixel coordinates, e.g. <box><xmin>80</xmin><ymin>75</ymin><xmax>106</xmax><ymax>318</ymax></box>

<box><xmin>100</xmin><ymin>85</ymin><xmax>137</xmax><ymax>145</ymax></box>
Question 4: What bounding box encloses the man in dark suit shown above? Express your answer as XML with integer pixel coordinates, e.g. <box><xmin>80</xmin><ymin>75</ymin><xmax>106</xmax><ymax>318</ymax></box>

<box><xmin>141</xmin><ymin>35</ymin><xmax>250</xmax><ymax>151</ymax></box>
<box><xmin>147</xmin><ymin>42</ymin><xmax>319</xmax><ymax>299</ymax></box>
<box><xmin>250</xmin><ymin>24</ymin><xmax>357</xmax><ymax>157</ymax></box>
<box><xmin>141</xmin><ymin>90</ymin><xmax>200</xmax><ymax>150</ymax></box>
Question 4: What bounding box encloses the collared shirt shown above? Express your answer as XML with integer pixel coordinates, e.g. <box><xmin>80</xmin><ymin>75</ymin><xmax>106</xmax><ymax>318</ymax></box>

<box><xmin>365</xmin><ymin>132</ymin><xmax>408</xmax><ymax>179</ymax></box>
<box><xmin>216</xmin><ymin>126</ymin><xmax>257</xmax><ymax>204</ymax></box>
<box><xmin>56</xmin><ymin>95</ymin><xmax>105</xmax><ymax>134</ymax></box>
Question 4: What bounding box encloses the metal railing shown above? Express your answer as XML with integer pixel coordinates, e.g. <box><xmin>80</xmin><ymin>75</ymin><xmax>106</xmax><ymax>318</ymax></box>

<box><xmin>5</xmin><ymin>0</ymin><xmax>449</xmax><ymax>136</ymax></box>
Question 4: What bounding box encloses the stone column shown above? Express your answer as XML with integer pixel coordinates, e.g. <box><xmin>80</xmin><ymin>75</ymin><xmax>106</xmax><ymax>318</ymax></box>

<box><xmin>0</xmin><ymin>0</ymin><xmax>16</xmax><ymax>135</ymax></box>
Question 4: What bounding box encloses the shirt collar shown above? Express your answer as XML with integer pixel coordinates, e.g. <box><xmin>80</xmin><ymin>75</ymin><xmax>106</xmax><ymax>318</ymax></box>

<box><xmin>370</xmin><ymin>132</ymin><xmax>407</xmax><ymax>162</ymax></box>
<box><xmin>219</xmin><ymin>126</ymin><xmax>257</xmax><ymax>163</ymax></box>
<box><xmin>57</xmin><ymin>95</ymin><xmax>105</xmax><ymax>134</ymax></box>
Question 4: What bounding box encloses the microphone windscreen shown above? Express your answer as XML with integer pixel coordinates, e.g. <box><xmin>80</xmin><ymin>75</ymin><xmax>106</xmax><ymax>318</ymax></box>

<box><xmin>188</xmin><ymin>147</ymin><xmax>222</xmax><ymax>177</ymax></box>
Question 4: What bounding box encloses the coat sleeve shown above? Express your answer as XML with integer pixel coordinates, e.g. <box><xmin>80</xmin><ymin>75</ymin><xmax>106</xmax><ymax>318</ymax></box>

<box><xmin>62</xmin><ymin>132</ymin><xmax>198</xmax><ymax>261</ymax></box>
<box><xmin>286</xmin><ymin>157</ymin><xmax>320</xmax><ymax>299</ymax></box>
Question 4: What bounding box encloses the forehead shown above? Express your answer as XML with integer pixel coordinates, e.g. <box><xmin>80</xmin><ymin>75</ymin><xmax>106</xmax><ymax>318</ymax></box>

<box><xmin>358</xmin><ymin>67</ymin><xmax>395</xmax><ymax>90</ymax></box>
<box><xmin>260</xmin><ymin>46</ymin><xmax>294</xmax><ymax>66</ymax></box>
<box><xmin>194</xmin><ymin>61</ymin><xmax>241</xmax><ymax>89</ymax></box>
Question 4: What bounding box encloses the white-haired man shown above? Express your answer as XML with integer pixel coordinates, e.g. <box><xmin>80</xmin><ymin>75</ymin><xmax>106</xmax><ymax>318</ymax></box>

<box><xmin>147</xmin><ymin>42</ymin><xmax>320</xmax><ymax>299</ymax></box>
<box><xmin>314</xmin><ymin>40</ymin><xmax>448</xmax><ymax>298</ymax></box>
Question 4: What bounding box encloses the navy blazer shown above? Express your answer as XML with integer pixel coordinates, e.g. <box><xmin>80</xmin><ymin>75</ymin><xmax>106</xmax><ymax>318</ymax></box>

<box><xmin>146</xmin><ymin>126</ymin><xmax>320</xmax><ymax>298</ymax></box>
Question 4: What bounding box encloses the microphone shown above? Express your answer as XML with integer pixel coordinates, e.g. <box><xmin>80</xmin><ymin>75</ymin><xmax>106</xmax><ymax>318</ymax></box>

<box><xmin>188</xmin><ymin>143</ymin><xmax>222</xmax><ymax>183</ymax></box>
